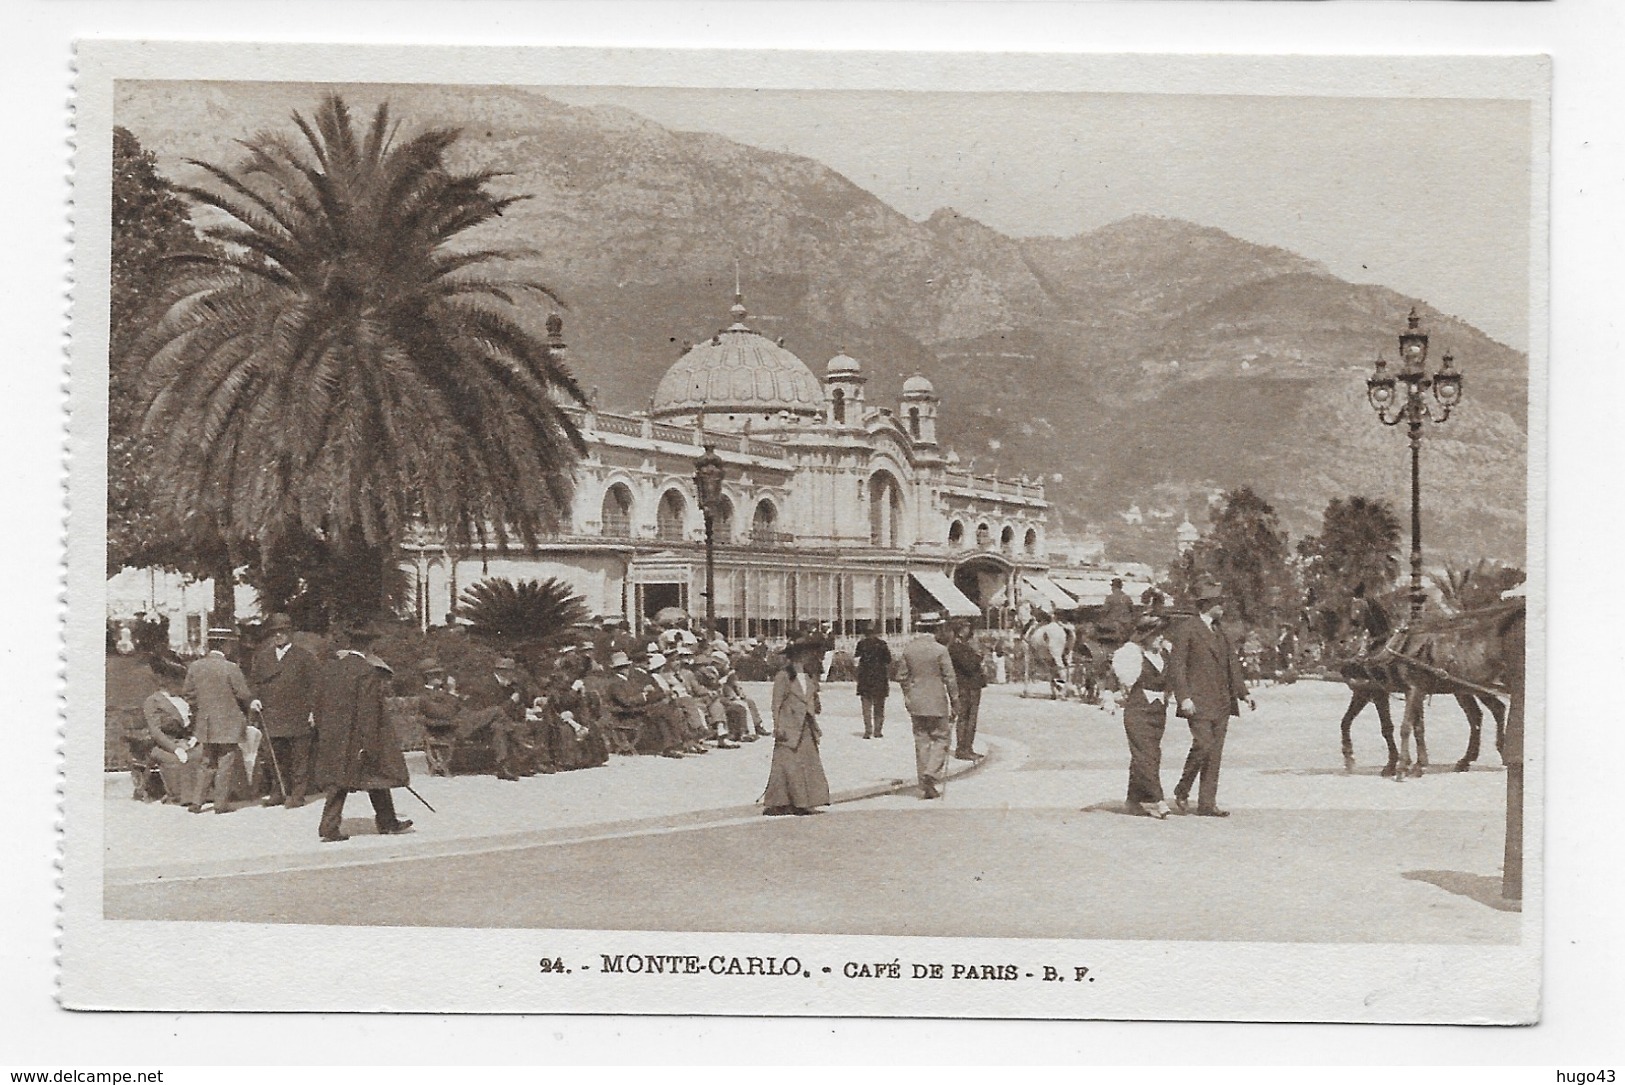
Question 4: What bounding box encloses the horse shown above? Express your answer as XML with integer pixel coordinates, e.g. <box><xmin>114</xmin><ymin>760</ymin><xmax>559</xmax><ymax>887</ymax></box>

<box><xmin>1341</xmin><ymin>598</ymin><xmax>1521</xmax><ymax>779</ymax></box>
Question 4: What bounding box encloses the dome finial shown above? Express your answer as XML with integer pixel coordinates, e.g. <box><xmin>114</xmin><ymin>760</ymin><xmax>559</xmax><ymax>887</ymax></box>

<box><xmin>730</xmin><ymin>259</ymin><xmax>748</xmax><ymax>324</ymax></box>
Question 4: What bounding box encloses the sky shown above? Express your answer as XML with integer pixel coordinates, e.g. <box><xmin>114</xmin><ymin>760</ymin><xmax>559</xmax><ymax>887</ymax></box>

<box><xmin>543</xmin><ymin>86</ymin><xmax>1534</xmax><ymax>351</ymax></box>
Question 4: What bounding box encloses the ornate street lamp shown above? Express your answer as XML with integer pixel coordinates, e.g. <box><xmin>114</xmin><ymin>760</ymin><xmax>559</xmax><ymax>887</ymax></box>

<box><xmin>693</xmin><ymin>444</ymin><xmax>726</xmax><ymax>637</ymax></box>
<box><xmin>1366</xmin><ymin>307</ymin><xmax>1464</xmax><ymax>619</ymax></box>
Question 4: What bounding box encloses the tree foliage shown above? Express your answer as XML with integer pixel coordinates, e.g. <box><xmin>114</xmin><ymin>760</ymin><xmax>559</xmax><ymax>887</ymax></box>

<box><xmin>1172</xmin><ymin>487</ymin><xmax>1294</xmax><ymax>628</ymax></box>
<box><xmin>1437</xmin><ymin>559</ymin><xmax>1526</xmax><ymax>614</ymax></box>
<box><xmin>1296</xmin><ymin>495</ymin><xmax>1402</xmax><ymax>634</ymax></box>
<box><xmin>457</xmin><ymin>577</ymin><xmax>589</xmax><ymax>646</ymax></box>
<box><xmin>108</xmin><ymin>126</ymin><xmax>224</xmax><ymax>575</ymax></box>
<box><xmin>123</xmin><ymin>95</ymin><xmax>587</xmax><ymax>622</ymax></box>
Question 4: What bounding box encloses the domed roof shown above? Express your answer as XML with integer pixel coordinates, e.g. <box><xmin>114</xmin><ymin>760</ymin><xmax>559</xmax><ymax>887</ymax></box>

<box><xmin>651</xmin><ymin>295</ymin><xmax>825</xmax><ymax>423</ymax></box>
<box><xmin>902</xmin><ymin>372</ymin><xmax>936</xmax><ymax>397</ymax></box>
<box><xmin>826</xmin><ymin>351</ymin><xmax>862</xmax><ymax>377</ymax></box>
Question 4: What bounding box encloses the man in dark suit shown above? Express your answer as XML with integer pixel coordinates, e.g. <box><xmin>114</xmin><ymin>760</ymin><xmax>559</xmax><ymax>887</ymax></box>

<box><xmin>1101</xmin><ymin>577</ymin><xmax>1135</xmax><ymax>641</ymax></box>
<box><xmin>947</xmin><ymin>620</ymin><xmax>987</xmax><ymax>761</ymax></box>
<box><xmin>458</xmin><ymin>656</ymin><xmax>550</xmax><ymax>779</ymax></box>
<box><xmin>312</xmin><ymin>624</ymin><xmax>413</xmax><ymax>843</ymax></box>
<box><xmin>1166</xmin><ymin>581</ymin><xmax>1255</xmax><ymax>817</ymax></box>
<box><xmin>249</xmin><ymin>613</ymin><xmax>321</xmax><ymax>807</ymax></box>
<box><xmin>853</xmin><ymin>620</ymin><xmax>892</xmax><ymax>739</ymax></box>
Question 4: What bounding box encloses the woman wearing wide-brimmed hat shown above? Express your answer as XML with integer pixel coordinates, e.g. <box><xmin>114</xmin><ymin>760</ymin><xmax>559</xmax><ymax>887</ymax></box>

<box><xmin>762</xmin><ymin>634</ymin><xmax>831</xmax><ymax>816</ymax></box>
<box><xmin>1112</xmin><ymin>613</ymin><xmax>1173</xmax><ymax>818</ymax></box>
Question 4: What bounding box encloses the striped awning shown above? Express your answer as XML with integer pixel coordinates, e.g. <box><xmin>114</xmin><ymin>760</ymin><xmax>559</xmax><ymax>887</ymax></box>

<box><xmin>1021</xmin><ymin>575</ymin><xmax>1077</xmax><ymax>612</ymax></box>
<box><xmin>1051</xmin><ymin>575</ymin><xmax>1154</xmax><ymax>607</ymax></box>
<box><xmin>908</xmin><ymin>570</ymin><xmax>982</xmax><ymax>618</ymax></box>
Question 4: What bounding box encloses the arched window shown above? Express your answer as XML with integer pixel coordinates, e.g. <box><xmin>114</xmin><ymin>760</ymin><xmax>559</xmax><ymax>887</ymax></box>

<box><xmin>908</xmin><ymin>407</ymin><xmax>921</xmax><ymax>439</ymax></box>
<box><xmin>601</xmin><ymin>483</ymin><xmax>633</xmax><ymax>537</ymax></box>
<box><xmin>714</xmin><ymin>495</ymin><xmax>735</xmax><ymax>542</ymax></box>
<box><xmin>1024</xmin><ymin>527</ymin><xmax>1038</xmax><ymax>556</ymax></box>
<box><xmin>975</xmin><ymin>522</ymin><xmax>991</xmax><ymax>547</ymax></box>
<box><xmin>832</xmin><ymin>387</ymin><xmax>846</xmax><ymax>424</ymax></box>
<box><xmin>869</xmin><ymin>472</ymin><xmax>906</xmax><ymax>548</ymax></box>
<box><xmin>1000</xmin><ymin>525</ymin><xmax>1015</xmax><ymax>552</ymax></box>
<box><xmin>948</xmin><ymin>520</ymin><xmax>966</xmax><ymax>548</ymax></box>
<box><xmin>656</xmin><ymin>489</ymin><xmax>688</xmax><ymax>543</ymax></box>
<box><xmin>751</xmin><ymin>499</ymin><xmax>779</xmax><ymax>544</ymax></box>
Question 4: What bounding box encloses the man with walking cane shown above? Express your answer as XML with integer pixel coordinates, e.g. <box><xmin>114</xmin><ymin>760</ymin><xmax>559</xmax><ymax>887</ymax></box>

<box><xmin>250</xmin><ymin>613</ymin><xmax>320</xmax><ymax>808</ymax></box>
<box><xmin>313</xmin><ymin>622</ymin><xmax>415</xmax><ymax>843</ymax></box>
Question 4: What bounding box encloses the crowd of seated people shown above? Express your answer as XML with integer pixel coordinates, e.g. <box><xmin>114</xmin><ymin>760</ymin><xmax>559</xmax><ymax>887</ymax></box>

<box><xmin>118</xmin><ymin>612</ymin><xmax>789</xmax><ymax>809</ymax></box>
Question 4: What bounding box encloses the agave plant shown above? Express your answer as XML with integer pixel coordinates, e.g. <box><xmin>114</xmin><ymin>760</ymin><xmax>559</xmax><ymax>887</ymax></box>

<box><xmin>457</xmin><ymin>577</ymin><xmax>590</xmax><ymax>646</ymax></box>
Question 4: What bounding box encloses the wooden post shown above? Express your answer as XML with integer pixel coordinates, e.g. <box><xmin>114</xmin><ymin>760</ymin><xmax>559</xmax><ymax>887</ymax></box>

<box><xmin>1502</xmin><ymin>608</ymin><xmax>1526</xmax><ymax>902</ymax></box>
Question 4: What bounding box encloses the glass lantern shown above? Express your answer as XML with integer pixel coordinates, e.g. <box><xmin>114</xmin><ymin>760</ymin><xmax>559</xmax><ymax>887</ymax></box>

<box><xmin>1433</xmin><ymin>353</ymin><xmax>1463</xmax><ymax>408</ymax></box>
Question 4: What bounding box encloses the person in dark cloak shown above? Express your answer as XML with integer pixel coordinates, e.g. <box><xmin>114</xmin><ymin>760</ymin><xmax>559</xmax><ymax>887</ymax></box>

<box><xmin>312</xmin><ymin>624</ymin><xmax>413</xmax><ymax>843</ymax></box>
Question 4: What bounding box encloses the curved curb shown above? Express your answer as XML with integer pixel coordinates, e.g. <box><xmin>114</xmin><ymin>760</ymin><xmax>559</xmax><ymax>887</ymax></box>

<box><xmin>828</xmin><ymin>737</ymin><xmax>999</xmax><ymax>805</ymax></box>
<box><xmin>107</xmin><ymin>739</ymin><xmax>1007</xmax><ymax>888</ymax></box>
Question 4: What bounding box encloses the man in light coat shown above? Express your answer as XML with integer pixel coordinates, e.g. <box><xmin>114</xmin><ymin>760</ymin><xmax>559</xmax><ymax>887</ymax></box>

<box><xmin>1166</xmin><ymin>581</ymin><xmax>1255</xmax><ymax>817</ymax></box>
<box><xmin>895</xmin><ymin>612</ymin><xmax>959</xmax><ymax>799</ymax></box>
<box><xmin>181</xmin><ymin>636</ymin><xmax>255</xmax><ymax>813</ymax></box>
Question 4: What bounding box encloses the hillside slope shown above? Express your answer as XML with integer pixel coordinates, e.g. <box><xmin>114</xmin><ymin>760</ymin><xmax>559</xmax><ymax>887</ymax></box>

<box><xmin>114</xmin><ymin>83</ymin><xmax>1530</xmax><ymax>566</ymax></box>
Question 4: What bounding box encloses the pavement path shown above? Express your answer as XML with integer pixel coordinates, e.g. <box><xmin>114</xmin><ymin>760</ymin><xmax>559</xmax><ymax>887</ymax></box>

<box><xmin>104</xmin><ymin>680</ymin><xmax>985</xmax><ymax>885</ymax></box>
<box><xmin>105</xmin><ymin>679</ymin><xmax>1521</xmax><ymax>943</ymax></box>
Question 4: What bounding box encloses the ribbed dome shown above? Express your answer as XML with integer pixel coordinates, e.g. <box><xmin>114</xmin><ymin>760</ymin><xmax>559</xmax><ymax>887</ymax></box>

<box><xmin>652</xmin><ymin>321</ymin><xmax>825</xmax><ymax>427</ymax></box>
<box><xmin>825</xmin><ymin>352</ymin><xmax>862</xmax><ymax>377</ymax></box>
<box><xmin>902</xmin><ymin>372</ymin><xmax>936</xmax><ymax>397</ymax></box>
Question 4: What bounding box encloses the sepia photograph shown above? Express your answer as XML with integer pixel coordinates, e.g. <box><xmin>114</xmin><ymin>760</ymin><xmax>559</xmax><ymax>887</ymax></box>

<box><xmin>61</xmin><ymin>43</ymin><xmax>1545</xmax><ymax>1020</ymax></box>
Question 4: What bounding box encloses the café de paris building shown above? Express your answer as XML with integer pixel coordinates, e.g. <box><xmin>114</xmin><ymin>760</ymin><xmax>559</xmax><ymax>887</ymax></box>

<box><xmin>401</xmin><ymin>294</ymin><xmax>1071</xmax><ymax>639</ymax></box>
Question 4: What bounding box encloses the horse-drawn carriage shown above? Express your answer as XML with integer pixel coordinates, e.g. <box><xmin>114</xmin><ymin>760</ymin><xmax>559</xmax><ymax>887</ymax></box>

<box><xmin>1335</xmin><ymin>596</ymin><xmax>1523</xmax><ymax>778</ymax></box>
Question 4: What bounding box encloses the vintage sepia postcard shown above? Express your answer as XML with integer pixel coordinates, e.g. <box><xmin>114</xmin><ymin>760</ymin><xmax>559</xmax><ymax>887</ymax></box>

<box><xmin>64</xmin><ymin>41</ymin><xmax>1547</xmax><ymax>1020</ymax></box>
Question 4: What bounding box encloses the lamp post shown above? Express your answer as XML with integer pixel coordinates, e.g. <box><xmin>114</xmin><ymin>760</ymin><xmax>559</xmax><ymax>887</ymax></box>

<box><xmin>1365</xmin><ymin>307</ymin><xmax>1464</xmax><ymax>620</ymax></box>
<box><xmin>693</xmin><ymin>444</ymin><xmax>726</xmax><ymax>638</ymax></box>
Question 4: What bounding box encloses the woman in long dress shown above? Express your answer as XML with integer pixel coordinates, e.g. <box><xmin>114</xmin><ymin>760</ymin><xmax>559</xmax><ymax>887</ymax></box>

<box><xmin>763</xmin><ymin>636</ymin><xmax>832</xmax><ymax>816</ymax></box>
<box><xmin>1112</xmin><ymin>614</ymin><xmax>1173</xmax><ymax>819</ymax></box>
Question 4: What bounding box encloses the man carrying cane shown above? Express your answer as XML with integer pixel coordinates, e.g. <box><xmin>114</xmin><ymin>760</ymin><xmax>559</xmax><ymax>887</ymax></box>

<box><xmin>250</xmin><ymin>613</ymin><xmax>320</xmax><ymax>808</ymax></box>
<box><xmin>313</xmin><ymin>622</ymin><xmax>414</xmax><ymax>843</ymax></box>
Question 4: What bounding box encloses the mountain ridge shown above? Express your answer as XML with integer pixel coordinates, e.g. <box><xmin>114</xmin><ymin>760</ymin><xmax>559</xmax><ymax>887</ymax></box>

<box><xmin>113</xmin><ymin>83</ymin><xmax>1529</xmax><ymax>566</ymax></box>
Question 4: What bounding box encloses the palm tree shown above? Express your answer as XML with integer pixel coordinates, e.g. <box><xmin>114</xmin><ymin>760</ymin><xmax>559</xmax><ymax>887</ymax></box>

<box><xmin>126</xmin><ymin>94</ymin><xmax>585</xmax><ymax>621</ymax></box>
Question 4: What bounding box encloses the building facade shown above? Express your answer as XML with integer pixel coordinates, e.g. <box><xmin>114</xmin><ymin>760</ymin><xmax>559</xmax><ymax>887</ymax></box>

<box><xmin>401</xmin><ymin>294</ymin><xmax>1061</xmax><ymax>636</ymax></box>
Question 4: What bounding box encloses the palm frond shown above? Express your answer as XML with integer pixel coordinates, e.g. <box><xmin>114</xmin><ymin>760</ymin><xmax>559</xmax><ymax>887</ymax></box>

<box><xmin>125</xmin><ymin>92</ymin><xmax>583</xmax><ymax>585</ymax></box>
<box><xmin>458</xmin><ymin>577</ymin><xmax>590</xmax><ymax>644</ymax></box>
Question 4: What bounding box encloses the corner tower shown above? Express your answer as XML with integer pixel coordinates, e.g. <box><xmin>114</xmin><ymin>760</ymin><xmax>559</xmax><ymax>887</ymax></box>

<box><xmin>899</xmin><ymin>371</ymin><xmax>939</xmax><ymax>447</ymax></box>
<box><xmin>823</xmin><ymin>349</ymin><xmax>867</xmax><ymax>426</ymax></box>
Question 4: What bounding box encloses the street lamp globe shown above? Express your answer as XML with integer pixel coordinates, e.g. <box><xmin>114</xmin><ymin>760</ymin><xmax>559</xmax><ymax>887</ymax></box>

<box><xmin>1366</xmin><ymin>357</ymin><xmax>1398</xmax><ymax>415</ymax></box>
<box><xmin>1398</xmin><ymin>307</ymin><xmax>1429</xmax><ymax>373</ymax></box>
<box><xmin>1434</xmin><ymin>353</ymin><xmax>1464</xmax><ymax>410</ymax></box>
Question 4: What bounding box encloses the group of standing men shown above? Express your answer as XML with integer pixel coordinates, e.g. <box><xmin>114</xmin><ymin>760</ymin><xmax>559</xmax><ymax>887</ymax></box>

<box><xmin>852</xmin><ymin>613</ymin><xmax>988</xmax><ymax>800</ymax></box>
<box><xmin>141</xmin><ymin>614</ymin><xmax>414</xmax><ymax>842</ymax></box>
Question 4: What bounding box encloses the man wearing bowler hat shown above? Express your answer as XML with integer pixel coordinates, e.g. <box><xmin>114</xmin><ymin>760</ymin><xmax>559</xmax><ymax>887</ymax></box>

<box><xmin>1166</xmin><ymin>580</ymin><xmax>1254</xmax><ymax>817</ymax></box>
<box><xmin>249</xmin><ymin>613</ymin><xmax>320</xmax><ymax>807</ymax></box>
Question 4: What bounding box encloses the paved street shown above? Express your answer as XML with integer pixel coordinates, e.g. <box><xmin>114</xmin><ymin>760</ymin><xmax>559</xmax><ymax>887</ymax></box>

<box><xmin>106</xmin><ymin>678</ymin><xmax>1519</xmax><ymax>943</ymax></box>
